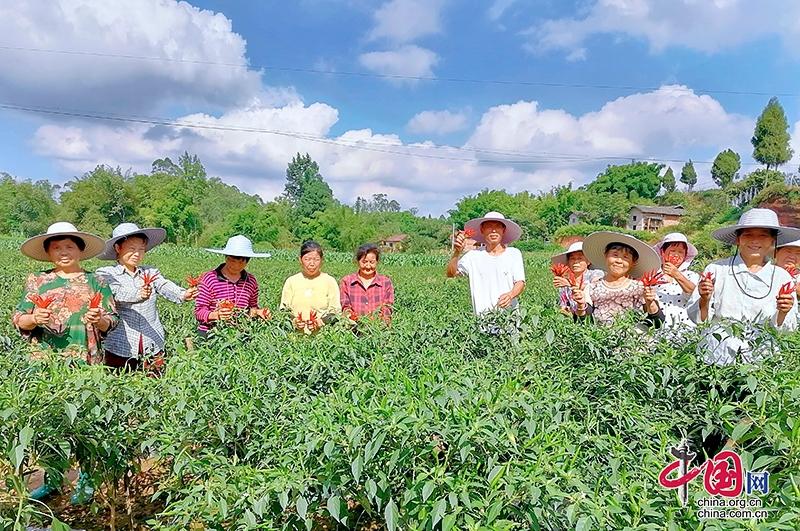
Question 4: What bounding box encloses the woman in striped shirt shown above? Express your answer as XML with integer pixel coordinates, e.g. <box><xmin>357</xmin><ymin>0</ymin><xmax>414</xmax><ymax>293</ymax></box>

<box><xmin>194</xmin><ymin>235</ymin><xmax>272</xmax><ymax>336</ymax></box>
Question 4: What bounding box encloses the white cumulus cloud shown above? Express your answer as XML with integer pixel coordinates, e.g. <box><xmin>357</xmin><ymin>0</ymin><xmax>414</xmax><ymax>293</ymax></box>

<box><xmin>524</xmin><ymin>0</ymin><xmax>800</xmax><ymax>59</ymax></box>
<box><xmin>359</xmin><ymin>45</ymin><xmax>440</xmax><ymax>79</ymax></box>
<box><xmin>368</xmin><ymin>0</ymin><xmax>445</xmax><ymax>43</ymax></box>
<box><xmin>406</xmin><ymin>110</ymin><xmax>468</xmax><ymax>135</ymax></box>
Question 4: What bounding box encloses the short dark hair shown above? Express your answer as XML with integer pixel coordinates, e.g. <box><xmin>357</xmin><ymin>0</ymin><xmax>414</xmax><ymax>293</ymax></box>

<box><xmin>114</xmin><ymin>233</ymin><xmax>149</xmax><ymax>248</ymax></box>
<box><xmin>734</xmin><ymin>228</ymin><xmax>778</xmax><ymax>240</ymax></box>
<box><xmin>300</xmin><ymin>240</ymin><xmax>324</xmax><ymax>258</ymax></box>
<box><xmin>44</xmin><ymin>235</ymin><xmax>86</xmax><ymax>253</ymax></box>
<box><xmin>605</xmin><ymin>242</ymin><xmax>639</xmax><ymax>262</ymax></box>
<box><xmin>662</xmin><ymin>242</ymin><xmax>687</xmax><ymax>254</ymax></box>
<box><xmin>355</xmin><ymin>243</ymin><xmax>380</xmax><ymax>262</ymax></box>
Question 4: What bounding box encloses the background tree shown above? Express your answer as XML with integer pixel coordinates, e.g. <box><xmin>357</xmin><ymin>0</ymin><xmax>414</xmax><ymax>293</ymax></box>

<box><xmin>680</xmin><ymin>160</ymin><xmax>697</xmax><ymax>192</ymax></box>
<box><xmin>59</xmin><ymin>166</ymin><xmax>136</xmax><ymax>236</ymax></box>
<box><xmin>0</xmin><ymin>173</ymin><xmax>58</xmax><ymax>236</ymax></box>
<box><xmin>284</xmin><ymin>153</ymin><xmax>334</xmax><ymax>221</ymax></box>
<box><xmin>662</xmin><ymin>167</ymin><xmax>676</xmax><ymax>194</ymax></box>
<box><xmin>751</xmin><ymin>97</ymin><xmax>794</xmax><ymax>170</ymax></box>
<box><xmin>587</xmin><ymin>161</ymin><xmax>665</xmax><ymax>200</ymax></box>
<box><xmin>710</xmin><ymin>149</ymin><xmax>741</xmax><ymax>189</ymax></box>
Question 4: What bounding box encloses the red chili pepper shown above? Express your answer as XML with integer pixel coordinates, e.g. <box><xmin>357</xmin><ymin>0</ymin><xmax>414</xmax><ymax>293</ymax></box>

<box><xmin>142</xmin><ymin>271</ymin><xmax>160</xmax><ymax>286</ymax></box>
<box><xmin>700</xmin><ymin>272</ymin><xmax>714</xmax><ymax>282</ymax></box>
<box><xmin>28</xmin><ymin>293</ymin><xmax>55</xmax><ymax>309</ymax></box>
<box><xmin>785</xmin><ymin>266</ymin><xmax>799</xmax><ymax>279</ymax></box>
<box><xmin>666</xmin><ymin>255</ymin><xmax>683</xmax><ymax>267</ymax></box>
<box><xmin>640</xmin><ymin>269</ymin><xmax>669</xmax><ymax>287</ymax></box>
<box><xmin>779</xmin><ymin>282</ymin><xmax>796</xmax><ymax>296</ymax></box>
<box><xmin>217</xmin><ymin>299</ymin><xmax>234</xmax><ymax>311</ymax></box>
<box><xmin>185</xmin><ymin>274</ymin><xmax>202</xmax><ymax>287</ymax></box>
<box><xmin>462</xmin><ymin>228</ymin><xmax>477</xmax><ymax>238</ymax></box>
<box><xmin>566</xmin><ymin>270</ymin><xmax>583</xmax><ymax>290</ymax></box>
<box><xmin>89</xmin><ymin>292</ymin><xmax>103</xmax><ymax>309</ymax></box>
<box><xmin>309</xmin><ymin>310</ymin><xmax>318</xmax><ymax>323</ymax></box>
<box><xmin>550</xmin><ymin>263</ymin><xmax>571</xmax><ymax>278</ymax></box>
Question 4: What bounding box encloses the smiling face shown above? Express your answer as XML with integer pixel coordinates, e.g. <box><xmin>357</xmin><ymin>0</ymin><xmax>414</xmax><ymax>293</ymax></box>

<box><xmin>357</xmin><ymin>252</ymin><xmax>378</xmax><ymax>278</ymax></box>
<box><xmin>605</xmin><ymin>247</ymin><xmax>636</xmax><ymax>278</ymax></box>
<box><xmin>480</xmin><ymin>220</ymin><xmax>506</xmax><ymax>245</ymax></box>
<box><xmin>661</xmin><ymin>242</ymin><xmax>687</xmax><ymax>266</ymax></box>
<box><xmin>115</xmin><ymin>236</ymin><xmax>148</xmax><ymax>271</ymax></box>
<box><xmin>300</xmin><ymin>251</ymin><xmax>322</xmax><ymax>277</ymax></box>
<box><xmin>736</xmin><ymin>228</ymin><xmax>775</xmax><ymax>263</ymax></box>
<box><xmin>46</xmin><ymin>237</ymin><xmax>83</xmax><ymax>272</ymax></box>
<box><xmin>566</xmin><ymin>251</ymin><xmax>590</xmax><ymax>276</ymax></box>
<box><xmin>776</xmin><ymin>245</ymin><xmax>800</xmax><ymax>270</ymax></box>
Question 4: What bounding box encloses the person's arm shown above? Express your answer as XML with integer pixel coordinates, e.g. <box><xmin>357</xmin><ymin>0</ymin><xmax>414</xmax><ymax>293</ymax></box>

<box><xmin>446</xmin><ymin>232</ymin><xmax>466</xmax><ymax>277</ymax></box>
<box><xmin>151</xmin><ymin>268</ymin><xmax>187</xmax><ymax>304</ymax></box>
<box><xmin>194</xmin><ymin>274</ymin><xmax>219</xmax><ymax>323</ymax></box>
<box><xmin>14</xmin><ymin>274</ymin><xmax>48</xmax><ymax>331</ymax></box>
<box><xmin>498</xmin><ymin>281</ymin><xmax>525</xmax><ymax>308</ymax></box>
<box><xmin>97</xmin><ymin>267</ymin><xmax>142</xmax><ymax>303</ymax></box>
<box><xmin>83</xmin><ymin>277</ymin><xmax>118</xmax><ymax>333</ymax></box>
<box><xmin>339</xmin><ymin>277</ymin><xmax>353</xmax><ymax>314</ymax></box>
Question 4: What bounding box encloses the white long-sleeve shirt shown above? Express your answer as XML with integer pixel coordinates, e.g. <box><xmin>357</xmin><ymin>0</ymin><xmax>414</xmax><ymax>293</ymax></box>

<box><xmin>686</xmin><ymin>254</ymin><xmax>797</xmax><ymax>366</ymax></box>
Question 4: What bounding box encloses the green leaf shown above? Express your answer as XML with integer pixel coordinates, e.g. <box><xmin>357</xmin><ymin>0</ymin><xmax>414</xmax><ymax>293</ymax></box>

<box><xmin>488</xmin><ymin>464</ymin><xmax>505</xmax><ymax>488</ymax></box>
<box><xmin>10</xmin><ymin>444</ymin><xmax>24</xmax><ymax>473</ymax></box>
<box><xmin>18</xmin><ymin>425</ymin><xmax>34</xmax><ymax>448</ymax></box>
<box><xmin>351</xmin><ymin>455</ymin><xmax>364</xmax><ymax>484</ymax></box>
<box><xmin>51</xmin><ymin>518</ymin><xmax>72</xmax><ymax>531</ymax></box>
<box><xmin>243</xmin><ymin>509</ymin><xmax>257</xmax><ymax>528</ymax></box>
<box><xmin>296</xmin><ymin>494</ymin><xmax>308</xmax><ymax>520</ymax></box>
<box><xmin>219</xmin><ymin>497</ymin><xmax>228</xmax><ymax>519</ymax></box>
<box><xmin>365</xmin><ymin>432</ymin><xmax>386</xmax><ymax>463</ymax></box>
<box><xmin>443</xmin><ymin>513</ymin><xmax>457</xmax><ymax>531</ymax></box>
<box><xmin>719</xmin><ymin>404</ymin><xmax>737</xmax><ymax>416</ymax></box>
<box><xmin>385</xmin><ymin>498</ymin><xmax>399</xmax><ymax>531</ymax></box>
<box><xmin>732</xmin><ymin>422</ymin><xmax>751</xmax><ymax>442</ymax></box>
<box><xmin>327</xmin><ymin>495</ymin><xmax>342</xmax><ymax>523</ymax></box>
<box><xmin>65</xmin><ymin>403</ymin><xmax>78</xmax><ymax>425</ymax></box>
<box><xmin>751</xmin><ymin>454</ymin><xmax>778</xmax><ymax>470</ymax></box>
<box><xmin>576</xmin><ymin>516</ymin><xmax>592</xmax><ymax>531</ymax></box>
<box><xmin>486</xmin><ymin>499</ymin><xmax>503</xmax><ymax>524</ymax></box>
<box><xmin>432</xmin><ymin>497</ymin><xmax>447</xmax><ymax>527</ymax></box>
<box><xmin>422</xmin><ymin>480</ymin><xmax>435</xmax><ymax>502</ymax></box>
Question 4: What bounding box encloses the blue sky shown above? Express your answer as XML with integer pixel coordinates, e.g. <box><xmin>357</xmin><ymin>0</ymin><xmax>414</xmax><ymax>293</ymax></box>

<box><xmin>1</xmin><ymin>0</ymin><xmax>799</xmax><ymax>215</ymax></box>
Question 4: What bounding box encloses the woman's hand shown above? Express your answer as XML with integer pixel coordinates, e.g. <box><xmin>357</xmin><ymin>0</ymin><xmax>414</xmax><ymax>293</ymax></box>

<box><xmin>453</xmin><ymin>232</ymin><xmax>465</xmax><ymax>253</ymax></box>
<box><xmin>497</xmin><ymin>292</ymin><xmax>513</xmax><ymax>308</ymax></box>
<box><xmin>643</xmin><ymin>286</ymin><xmax>657</xmax><ymax>304</ymax></box>
<box><xmin>293</xmin><ymin>315</ymin><xmax>306</xmax><ymax>331</ymax></box>
<box><xmin>777</xmin><ymin>291</ymin><xmax>795</xmax><ymax>315</ymax></box>
<box><xmin>84</xmin><ymin>307</ymin><xmax>103</xmax><ymax>324</ymax></box>
<box><xmin>553</xmin><ymin>276</ymin><xmax>570</xmax><ymax>288</ymax></box>
<box><xmin>31</xmin><ymin>307</ymin><xmax>52</xmax><ymax>326</ymax></box>
<box><xmin>217</xmin><ymin>307</ymin><xmax>234</xmax><ymax>321</ymax></box>
<box><xmin>572</xmin><ymin>287</ymin><xmax>585</xmax><ymax>307</ymax></box>
<box><xmin>662</xmin><ymin>261</ymin><xmax>680</xmax><ymax>278</ymax></box>
<box><xmin>251</xmin><ymin>307</ymin><xmax>271</xmax><ymax>319</ymax></box>
<box><xmin>698</xmin><ymin>274</ymin><xmax>715</xmax><ymax>300</ymax></box>
<box><xmin>140</xmin><ymin>285</ymin><xmax>153</xmax><ymax>300</ymax></box>
<box><xmin>183</xmin><ymin>287</ymin><xmax>199</xmax><ymax>301</ymax></box>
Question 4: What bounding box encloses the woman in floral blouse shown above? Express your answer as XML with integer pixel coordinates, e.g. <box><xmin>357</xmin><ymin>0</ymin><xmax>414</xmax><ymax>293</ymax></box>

<box><xmin>12</xmin><ymin>222</ymin><xmax>118</xmax><ymax>505</ymax></box>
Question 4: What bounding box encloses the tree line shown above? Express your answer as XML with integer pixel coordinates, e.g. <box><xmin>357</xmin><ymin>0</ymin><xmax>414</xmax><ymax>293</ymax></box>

<box><xmin>0</xmin><ymin>97</ymin><xmax>796</xmax><ymax>253</ymax></box>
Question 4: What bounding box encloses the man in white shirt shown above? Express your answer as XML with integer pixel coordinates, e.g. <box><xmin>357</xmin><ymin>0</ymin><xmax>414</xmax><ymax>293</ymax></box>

<box><xmin>446</xmin><ymin>211</ymin><xmax>526</xmax><ymax>317</ymax></box>
<box><xmin>687</xmin><ymin>208</ymin><xmax>800</xmax><ymax>366</ymax></box>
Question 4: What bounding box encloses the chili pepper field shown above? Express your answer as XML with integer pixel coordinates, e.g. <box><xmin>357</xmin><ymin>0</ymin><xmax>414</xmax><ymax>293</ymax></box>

<box><xmin>1</xmin><ymin>242</ymin><xmax>799</xmax><ymax>531</ymax></box>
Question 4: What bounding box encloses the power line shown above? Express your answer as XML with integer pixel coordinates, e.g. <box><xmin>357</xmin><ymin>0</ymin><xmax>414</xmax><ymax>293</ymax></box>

<box><xmin>0</xmin><ymin>45</ymin><xmax>796</xmax><ymax>98</ymax></box>
<box><xmin>0</xmin><ymin>101</ymin><xmax>768</xmax><ymax>168</ymax></box>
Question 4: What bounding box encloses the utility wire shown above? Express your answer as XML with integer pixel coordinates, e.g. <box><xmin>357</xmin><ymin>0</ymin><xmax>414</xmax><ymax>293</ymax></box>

<box><xmin>0</xmin><ymin>45</ymin><xmax>796</xmax><ymax>97</ymax></box>
<box><xmin>0</xmin><ymin>102</ymin><xmax>769</xmax><ymax>167</ymax></box>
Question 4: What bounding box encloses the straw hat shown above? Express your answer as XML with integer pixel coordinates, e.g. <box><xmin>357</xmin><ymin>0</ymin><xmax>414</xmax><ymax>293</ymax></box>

<box><xmin>582</xmin><ymin>231</ymin><xmax>661</xmax><ymax>278</ymax></box>
<box><xmin>653</xmin><ymin>232</ymin><xmax>698</xmax><ymax>266</ymax></box>
<box><xmin>710</xmin><ymin>208</ymin><xmax>800</xmax><ymax>246</ymax></box>
<box><xmin>464</xmin><ymin>212</ymin><xmax>522</xmax><ymax>244</ymax></box>
<box><xmin>777</xmin><ymin>237</ymin><xmax>800</xmax><ymax>250</ymax></box>
<box><xmin>20</xmin><ymin>222</ymin><xmax>106</xmax><ymax>262</ymax></box>
<box><xmin>98</xmin><ymin>223</ymin><xmax>167</xmax><ymax>260</ymax></box>
<box><xmin>551</xmin><ymin>241</ymin><xmax>596</xmax><ymax>268</ymax></box>
<box><xmin>204</xmin><ymin>235</ymin><xmax>271</xmax><ymax>258</ymax></box>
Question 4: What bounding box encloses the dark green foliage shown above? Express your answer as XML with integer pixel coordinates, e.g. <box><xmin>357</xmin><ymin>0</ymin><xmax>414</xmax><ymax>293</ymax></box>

<box><xmin>680</xmin><ymin>160</ymin><xmax>697</xmax><ymax>192</ymax></box>
<box><xmin>751</xmin><ymin>97</ymin><xmax>794</xmax><ymax>170</ymax></box>
<box><xmin>587</xmin><ymin>161</ymin><xmax>665</xmax><ymax>200</ymax></box>
<box><xmin>711</xmin><ymin>149</ymin><xmax>741</xmax><ymax>189</ymax></box>
<box><xmin>662</xmin><ymin>167</ymin><xmax>676</xmax><ymax>194</ymax></box>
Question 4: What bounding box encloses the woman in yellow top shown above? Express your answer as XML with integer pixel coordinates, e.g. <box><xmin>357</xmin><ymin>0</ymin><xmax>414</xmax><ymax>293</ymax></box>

<box><xmin>280</xmin><ymin>240</ymin><xmax>341</xmax><ymax>332</ymax></box>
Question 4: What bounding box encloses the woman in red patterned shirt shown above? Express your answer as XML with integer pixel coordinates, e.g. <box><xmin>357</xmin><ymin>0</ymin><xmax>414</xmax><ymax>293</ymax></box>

<box><xmin>340</xmin><ymin>243</ymin><xmax>394</xmax><ymax>323</ymax></box>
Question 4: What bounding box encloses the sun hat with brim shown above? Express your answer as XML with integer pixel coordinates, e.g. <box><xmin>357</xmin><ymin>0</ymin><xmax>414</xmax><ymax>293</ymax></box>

<box><xmin>777</xmin><ymin>238</ymin><xmax>800</xmax><ymax>250</ymax></box>
<box><xmin>204</xmin><ymin>235</ymin><xmax>271</xmax><ymax>258</ymax></box>
<box><xmin>97</xmin><ymin>223</ymin><xmax>167</xmax><ymax>260</ymax></box>
<box><xmin>20</xmin><ymin>222</ymin><xmax>106</xmax><ymax>262</ymax></box>
<box><xmin>582</xmin><ymin>231</ymin><xmax>661</xmax><ymax>279</ymax></box>
<box><xmin>653</xmin><ymin>232</ymin><xmax>698</xmax><ymax>266</ymax></box>
<box><xmin>710</xmin><ymin>208</ymin><xmax>800</xmax><ymax>247</ymax></box>
<box><xmin>551</xmin><ymin>241</ymin><xmax>597</xmax><ymax>268</ymax></box>
<box><xmin>464</xmin><ymin>211</ymin><xmax>522</xmax><ymax>244</ymax></box>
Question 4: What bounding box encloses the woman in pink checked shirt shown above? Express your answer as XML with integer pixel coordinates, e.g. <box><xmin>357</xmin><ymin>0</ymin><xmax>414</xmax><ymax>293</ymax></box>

<box><xmin>340</xmin><ymin>243</ymin><xmax>394</xmax><ymax>323</ymax></box>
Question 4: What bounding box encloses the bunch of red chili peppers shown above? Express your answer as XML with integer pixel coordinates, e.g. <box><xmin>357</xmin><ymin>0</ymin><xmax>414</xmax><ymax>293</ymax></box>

<box><xmin>639</xmin><ymin>269</ymin><xmax>669</xmax><ymax>287</ymax></box>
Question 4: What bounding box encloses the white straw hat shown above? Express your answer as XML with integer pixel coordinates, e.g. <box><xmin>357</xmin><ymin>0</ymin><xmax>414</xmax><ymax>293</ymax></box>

<box><xmin>777</xmin><ymin>238</ymin><xmax>800</xmax><ymax>250</ymax></box>
<box><xmin>464</xmin><ymin>212</ymin><xmax>522</xmax><ymax>244</ymax></box>
<box><xmin>653</xmin><ymin>232</ymin><xmax>698</xmax><ymax>265</ymax></box>
<box><xmin>204</xmin><ymin>235</ymin><xmax>271</xmax><ymax>258</ymax></box>
<box><xmin>551</xmin><ymin>241</ymin><xmax>596</xmax><ymax>267</ymax></box>
<box><xmin>711</xmin><ymin>208</ymin><xmax>800</xmax><ymax>246</ymax></box>
<box><xmin>582</xmin><ymin>231</ymin><xmax>661</xmax><ymax>279</ymax></box>
<box><xmin>20</xmin><ymin>222</ymin><xmax>106</xmax><ymax>262</ymax></box>
<box><xmin>98</xmin><ymin>223</ymin><xmax>167</xmax><ymax>260</ymax></box>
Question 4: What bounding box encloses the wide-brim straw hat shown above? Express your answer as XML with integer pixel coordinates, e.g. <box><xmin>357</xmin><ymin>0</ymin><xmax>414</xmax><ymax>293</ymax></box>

<box><xmin>582</xmin><ymin>231</ymin><xmax>661</xmax><ymax>279</ymax></box>
<box><xmin>204</xmin><ymin>235</ymin><xmax>271</xmax><ymax>258</ymax></box>
<box><xmin>711</xmin><ymin>208</ymin><xmax>800</xmax><ymax>246</ymax></box>
<box><xmin>20</xmin><ymin>222</ymin><xmax>106</xmax><ymax>262</ymax></box>
<box><xmin>551</xmin><ymin>241</ymin><xmax>597</xmax><ymax>268</ymax></box>
<box><xmin>653</xmin><ymin>232</ymin><xmax>698</xmax><ymax>266</ymax></box>
<box><xmin>464</xmin><ymin>211</ymin><xmax>522</xmax><ymax>244</ymax></box>
<box><xmin>777</xmin><ymin>238</ymin><xmax>800</xmax><ymax>250</ymax></box>
<box><xmin>98</xmin><ymin>223</ymin><xmax>167</xmax><ymax>260</ymax></box>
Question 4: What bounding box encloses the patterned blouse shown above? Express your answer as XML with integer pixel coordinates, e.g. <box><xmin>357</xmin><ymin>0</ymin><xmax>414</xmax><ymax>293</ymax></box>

<box><xmin>340</xmin><ymin>273</ymin><xmax>394</xmax><ymax>319</ymax></box>
<box><xmin>655</xmin><ymin>269</ymin><xmax>700</xmax><ymax>328</ymax></box>
<box><xmin>557</xmin><ymin>269</ymin><xmax>605</xmax><ymax>313</ymax></box>
<box><xmin>12</xmin><ymin>270</ymin><xmax>118</xmax><ymax>363</ymax></box>
<box><xmin>584</xmin><ymin>277</ymin><xmax>646</xmax><ymax>324</ymax></box>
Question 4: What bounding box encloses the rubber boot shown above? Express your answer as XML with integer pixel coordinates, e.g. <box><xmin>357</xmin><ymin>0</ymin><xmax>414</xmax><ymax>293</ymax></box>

<box><xmin>69</xmin><ymin>470</ymin><xmax>94</xmax><ymax>505</ymax></box>
<box><xmin>29</xmin><ymin>471</ymin><xmax>62</xmax><ymax>500</ymax></box>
